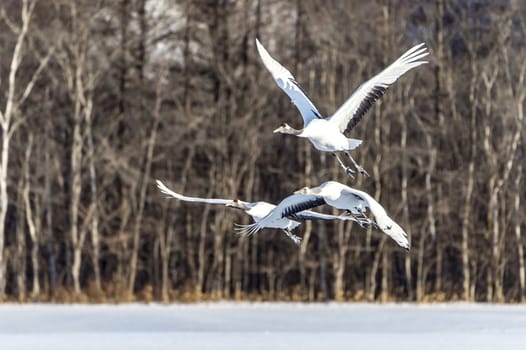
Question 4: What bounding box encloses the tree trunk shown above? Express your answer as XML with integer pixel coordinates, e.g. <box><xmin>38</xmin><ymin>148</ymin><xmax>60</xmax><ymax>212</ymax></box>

<box><xmin>418</xmin><ymin>157</ymin><xmax>436</xmax><ymax>301</ymax></box>
<box><xmin>381</xmin><ymin>243</ymin><xmax>389</xmax><ymax>302</ymax></box>
<box><xmin>0</xmin><ymin>0</ymin><xmax>37</xmax><ymax>298</ymax></box>
<box><xmin>481</xmin><ymin>66</ymin><xmax>498</xmax><ymax>302</ymax></box>
<box><xmin>16</xmin><ymin>176</ymin><xmax>26</xmax><ymax>300</ymax></box>
<box><xmin>317</xmin><ymin>174</ymin><xmax>328</xmax><ymax>300</ymax></box>
<box><xmin>0</xmin><ymin>67</ymin><xmax>13</xmax><ymax>299</ymax></box>
<box><xmin>369</xmin><ymin>237</ymin><xmax>387</xmax><ymax>301</ymax></box>
<box><xmin>128</xmin><ymin>82</ymin><xmax>162</xmax><ymax>295</ymax></box>
<box><xmin>70</xmin><ymin>72</ymin><xmax>85</xmax><ymax>296</ymax></box>
<box><xmin>23</xmin><ymin>135</ymin><xmax>40</xmax><ymax>299</ymax></box>
<box><xmin>515</xmin><ymin>163</ymin><xmax>525</xmax><ymax>302</ymax></box>
<box><xmin>44</xmin><ymin>121</ymin><xmax>57</xmax><ymax>299</ymax></box>
<box><xmin>86</xmin><ymin>110</ymin><xmax>101</xmax><ymax>294</ymax></box>
<box><xmin>196</xmin><ymin>166</ymin><xmax>215</xmax><ymax>298</ymax></box>
<box><xmin>400</xmin><ymin>92</ymin><xmax>412</xmax><ymax>300</ymax></box>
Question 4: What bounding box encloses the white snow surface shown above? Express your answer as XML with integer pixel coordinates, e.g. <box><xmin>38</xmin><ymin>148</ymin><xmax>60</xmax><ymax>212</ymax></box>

<box><xmin>1</xmin><ymin>302</ymin><xmax>526</xmax><ymax>350</ymax></box>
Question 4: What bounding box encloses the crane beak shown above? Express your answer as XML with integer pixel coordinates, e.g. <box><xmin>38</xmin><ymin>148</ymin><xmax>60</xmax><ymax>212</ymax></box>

<box><xmin>293</xmin><ymin>187</ymin><xmax>310</xmax><ymax>195</ymax></box>
<box><xmin>273</xmin><ymin>123</ymin><xmax>288</xmax><ymax>133</ymax></box>
<box><xmin>227</xmin><ymin>200</ymin><xmax>248</xmax><ymax>211</ymax></box>
<box><xmin>294</xmin><ymin>187</ymin><xmax>321</xmax><ymax>195</ymax></box>
<box><xmin>226</xmin><ymin>200</ymin><xmax>238</xmax><ymax>208</ymax></box>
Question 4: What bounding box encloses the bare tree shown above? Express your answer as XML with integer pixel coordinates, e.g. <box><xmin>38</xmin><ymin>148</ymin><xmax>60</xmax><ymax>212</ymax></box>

<box><xmin>22</xmin><ymin>134</ymin><xmax>41</xmax><ymax>299</ymax></box>
<box><xmin>0</xmin><ymin>0</ymin><xmax>50</xmax><ymax>297</ymax></box>
<box><xmin>127</xmin><ymin>76</ymin><xmax>163</xmax><ymax>295</ymax></box>
<box><xmin>0</xmin><ymin>0</ymin><xmax>523</xmax><ymax>303</ymax></box>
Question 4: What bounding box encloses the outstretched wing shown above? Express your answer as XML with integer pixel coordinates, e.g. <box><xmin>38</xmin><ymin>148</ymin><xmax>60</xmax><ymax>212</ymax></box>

<box><xmin>329</xmin><ymin>43</ymin><xmax>428</xmax><ymax>133</ymax></box>
<box><xmin>344</xmin><ymin>187</ymin><xmax>409</xmax><ymax>250</ymax></box>
<box><xmin>156</xmin><ymin>180</ymin><xmax>236</xmax><ymax>206</ymax></box>
<box><xmin>256</xmin><ymin>39</ymin><xmax>323</xmax><ymax>126</ymax></box>
<box><xmin>236</xmin><ymin>194</ymin><xmax>326</xmax><ymax>236</ymax></box>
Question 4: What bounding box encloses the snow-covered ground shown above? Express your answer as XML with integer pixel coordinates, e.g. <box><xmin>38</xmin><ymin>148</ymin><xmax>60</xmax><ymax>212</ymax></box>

<box><xmin>1</xmin><ymin>303</ymin><xmax>525</xmax><ymax>350</ymax></box>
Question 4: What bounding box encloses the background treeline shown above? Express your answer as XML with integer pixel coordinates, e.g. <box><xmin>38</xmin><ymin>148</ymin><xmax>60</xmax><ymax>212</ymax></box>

<box><xmin>0</xmin><ymin>0</ymin><xmax>524</xmax><ymax>303</ymax></box>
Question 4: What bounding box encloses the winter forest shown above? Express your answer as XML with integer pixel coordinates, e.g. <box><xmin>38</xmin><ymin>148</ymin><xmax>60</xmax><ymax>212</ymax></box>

<box><xmin>0</xmin><ymin>0</ymin><xmax>524</xmax><ymax>303</ymax></box>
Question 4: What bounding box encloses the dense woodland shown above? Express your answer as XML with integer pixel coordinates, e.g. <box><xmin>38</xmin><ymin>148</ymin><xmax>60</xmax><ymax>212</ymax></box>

<box><xmin>0</xmin><ymin>0</ymin><xmax>524</xmax><ymax>303</ymax></box>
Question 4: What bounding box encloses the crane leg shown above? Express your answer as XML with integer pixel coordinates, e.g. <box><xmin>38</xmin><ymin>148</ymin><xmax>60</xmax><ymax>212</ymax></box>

<box><xmin>332</xmin><ymin>152</ymin><xmax>355</xmax><ymax>178</ymax></box>
<box><xmin>344</xmin><ymin>151</ymin><xmax>369</xmax><ymax>177</ymax></box>
<box><xmin>344</xmin><ymin>209</ymin><xmax>372</xmax><ymax>228</ymax></box>
<box><xmin>283</xmin><ymin>229</ymin><xmax>302</xmax><ymax>245</ymax></box>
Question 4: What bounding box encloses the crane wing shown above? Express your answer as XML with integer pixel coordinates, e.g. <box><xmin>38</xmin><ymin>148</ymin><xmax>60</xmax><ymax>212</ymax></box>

<box><xmin>235</xmin><ymin>194</ymin><xmax>326</xmax><ymax>236</ymax></box>
<box><xmin>156</xmin><ymin>180</ymin><xmax>240</xmax><ymax>206</ymax></box>
<box><xmin>343</xmin><ymin>187</ymin><xmax>409</xmax><ymax>250</ymax></box>
<box><xmin>256</xmin><ymin>39</ymin><xmax>323</xmax><ymax>126</ymax></box>
<box><xmin>328</xmin><ymin>43</ymin><xmax>428</xmax><ymax>133</ymax></box>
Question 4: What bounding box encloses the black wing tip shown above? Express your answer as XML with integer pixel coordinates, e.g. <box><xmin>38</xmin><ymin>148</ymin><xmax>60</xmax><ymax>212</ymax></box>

<box><xmin>282</xmin><ymin>197</ymin><xmax>326</xmax><ymax>219</ymax></box>
<box><xmin>345</xmin><ymin>85</ymin><xmax>389</xmax><ymax>133</ymax></box>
